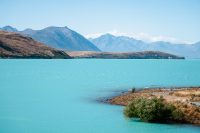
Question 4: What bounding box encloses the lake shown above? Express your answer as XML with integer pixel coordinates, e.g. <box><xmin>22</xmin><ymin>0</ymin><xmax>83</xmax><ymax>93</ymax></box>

<box><xmin>0</xmin><ymin>59</ymin><xmax>200</xmax><ymax>133</ymax></box>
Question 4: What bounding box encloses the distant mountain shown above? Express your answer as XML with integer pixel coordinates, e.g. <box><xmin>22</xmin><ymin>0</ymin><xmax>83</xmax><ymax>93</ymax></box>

<box><xmin>21</xmin><ymin>26</ymin><xmax>100</xmax><ymax>51</ymax></box>
<box><xmin>68</xmin><ymin>51</ymin><xmax>184</xmax><ymax>59</ymax></box>
<box><xmin>0</xmin><ymin>30</ymin><xmax>71</xmax><ymax>58</ymax></box>
<box><xmin>1</xmin><ymin>26</ymin><xmax>100</xmax><ymax>51</ymax></box>
<box><xmin>90</xmin><ymin>34</ymin><xmax>146</xmax><ymax>52</ymax></box>
<box><xmin>90</xmin><ymin>34</ymin><xmax>200</xmax><ymax>58</ymax></box>
<box><xmin>193</xmin><ymin>42</ymin><xmax>200</xmax><ymax>50</ymax></box>
<box><xmin>0</xmin><ymin>26</ymin><xmax>18</xmax><ymax>32</ymax></box>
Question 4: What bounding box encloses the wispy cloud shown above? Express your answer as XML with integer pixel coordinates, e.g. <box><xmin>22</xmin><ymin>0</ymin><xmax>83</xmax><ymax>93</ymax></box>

<box><xmin>86</xmin><ymin>30</ymin><xmax>192</xmax><ymax>44</ymax></box>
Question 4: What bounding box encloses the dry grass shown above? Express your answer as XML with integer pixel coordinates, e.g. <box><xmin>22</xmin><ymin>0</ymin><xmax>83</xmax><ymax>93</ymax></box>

<box><xmin>0</xmin><ymin>30</ymin><xmax>70</xmax><ymax>58</ymax></box>
<box><xmin>108</xmin><ymin>87</ymin><xmax>200</xmax><ymax>125</ymax></box>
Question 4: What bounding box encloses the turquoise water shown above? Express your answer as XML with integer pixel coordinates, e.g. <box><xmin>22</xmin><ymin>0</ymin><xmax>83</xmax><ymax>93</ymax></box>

<box><xmin>0</xmin><ymin>59</ymin><xmax>200</xmax><ymax>133</ymax></box>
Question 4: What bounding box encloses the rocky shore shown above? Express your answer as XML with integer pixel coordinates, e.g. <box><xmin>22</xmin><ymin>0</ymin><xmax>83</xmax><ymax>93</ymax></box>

<box><xmin>107</xmin><ymin>87</ymin><xmax>200</xmax><ymax>125</ymax></box>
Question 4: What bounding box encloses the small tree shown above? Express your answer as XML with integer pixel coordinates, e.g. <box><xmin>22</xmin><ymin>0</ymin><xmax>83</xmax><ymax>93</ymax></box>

<box><xmin>124</xmin><ymin>97</ymin><xmax>184</xmax><ymax>123</ymax></box>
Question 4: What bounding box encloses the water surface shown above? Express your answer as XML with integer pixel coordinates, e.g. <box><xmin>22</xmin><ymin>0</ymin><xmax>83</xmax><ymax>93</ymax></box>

<box><xmin>0</xmin><ymin>59</ymin><xmax>200</xmax><ymax>133</ymax></box>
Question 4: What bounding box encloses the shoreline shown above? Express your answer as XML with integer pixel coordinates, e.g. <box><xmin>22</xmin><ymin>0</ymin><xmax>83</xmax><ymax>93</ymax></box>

<box><xmin>105</xmin><ymin>87</ymin><xmax>200</xmax><ymax>125</ymax></box>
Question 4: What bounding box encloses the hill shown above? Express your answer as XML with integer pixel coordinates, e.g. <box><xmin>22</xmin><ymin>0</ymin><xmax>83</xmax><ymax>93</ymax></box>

<box><xmin>0</xmin><ymin>30</ymin><xmax>71</xmax><ymax>59</ymax></box>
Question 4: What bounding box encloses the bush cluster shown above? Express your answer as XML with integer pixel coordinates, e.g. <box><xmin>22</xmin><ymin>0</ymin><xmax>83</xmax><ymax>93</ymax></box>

<box><xmin>124</xmin><ymin>97</ymin><xmax>184</xmax><ymax>122</ymax></box>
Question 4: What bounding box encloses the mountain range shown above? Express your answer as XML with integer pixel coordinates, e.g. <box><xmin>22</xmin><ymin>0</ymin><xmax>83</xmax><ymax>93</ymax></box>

<box><xmin>0</xmin><ymin>30</ymin><xmax>184</xmax><ymax>59</ymax></box>
<box><xmin>1</xmin><ymin>26</ymin><xmax>199</xmax><ymax>58</ymax></box>
<box><xmin>90</xmin><ymin>34</ymin><xmax>200</xmax><ymax>58</ymax></box>
<box><xmin>0</xmin><ymin>26</ymin><xmax>100</xmax><ymax>51</ymax></box>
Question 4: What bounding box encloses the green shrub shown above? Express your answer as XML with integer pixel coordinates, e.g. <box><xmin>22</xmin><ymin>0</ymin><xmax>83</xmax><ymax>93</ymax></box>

<box><xmin>171</xmin><ymin>109</ymin><xmax>184</xmax><ymax>121</ymax></box>
<box><xmin>124</xmin><ymin>97</ymin><xmax>184</xmax><ymax>123</ymax></box>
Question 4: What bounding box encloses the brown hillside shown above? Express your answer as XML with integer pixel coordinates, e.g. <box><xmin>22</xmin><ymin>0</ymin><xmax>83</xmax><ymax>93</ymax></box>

<box><xmin>0</xmin><ymin>30</ymin><xmax>71</xmax><ymax>59</ymax></box>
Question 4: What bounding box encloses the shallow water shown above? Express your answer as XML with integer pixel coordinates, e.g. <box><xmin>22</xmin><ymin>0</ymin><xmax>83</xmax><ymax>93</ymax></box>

<box><xmin>0</xmin><ymin>59</ymin><xmax>200</xmax><ymax>133</ymax></box>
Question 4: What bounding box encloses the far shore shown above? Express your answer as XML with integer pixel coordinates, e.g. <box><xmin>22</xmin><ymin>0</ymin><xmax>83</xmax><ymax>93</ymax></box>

<box><xmin>106</xmin><ymin>87</ymin><xmax>200</xmax><ymax>125</ymax></box>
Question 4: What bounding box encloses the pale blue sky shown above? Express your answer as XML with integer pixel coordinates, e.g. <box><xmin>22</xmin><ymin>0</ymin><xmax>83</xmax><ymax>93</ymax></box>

<box><xmin>0</xmin><ymin>0</ymin><xmax>200</xmax><ymax>43</ymax></box>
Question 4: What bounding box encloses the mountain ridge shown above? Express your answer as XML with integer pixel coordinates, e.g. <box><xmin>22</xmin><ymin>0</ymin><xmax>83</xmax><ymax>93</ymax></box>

<box><xmin>1</xmin><ymin>26</ymin><xmax>199</xmax><ymax>58</ymax></box>
<box><xmin>0</xmin><ymin>26</ymin><xmax>100</xmax><ymax>52</ymax></box>
<box><xmin>0</xmin><ymin>26</ymin><xmax>18</xmax><ymax>32</ymax></box>
<box><xmin>0</xmin><ymin>30</ymin><xmax>184</xmax><ymax>59</ymax></box>
<box><xmin>90</xmin><ymin>34</ymin><xmax>200</xmax><ymax>58</ymax></box>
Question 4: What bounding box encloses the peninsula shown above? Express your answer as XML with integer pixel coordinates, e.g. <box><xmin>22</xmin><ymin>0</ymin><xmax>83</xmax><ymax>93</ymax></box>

<box><xmin>107</xmin><ymin>87</ymin><xmax>200</xmax><ymax>125</ymax></box>
<box><xmin>68</xmin><ymin>51</ymin><xmax>184</xmax><ymax>59</ymax></box>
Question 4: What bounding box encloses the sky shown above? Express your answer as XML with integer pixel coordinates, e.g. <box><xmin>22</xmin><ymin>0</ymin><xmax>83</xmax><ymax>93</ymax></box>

<box><xmin>0</xmin><ymin>0</ymin><xmax>200</xmax><ymax>43</ymax></box>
